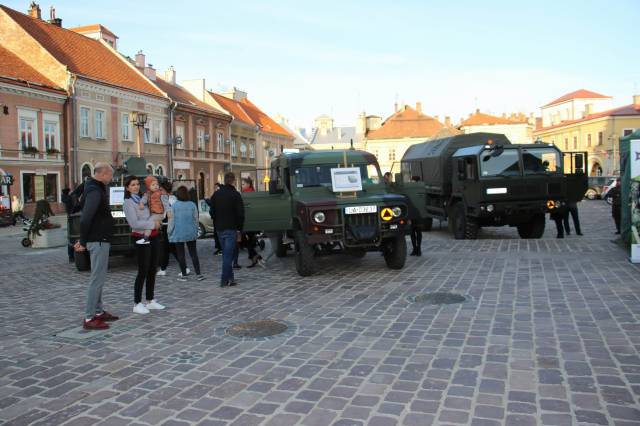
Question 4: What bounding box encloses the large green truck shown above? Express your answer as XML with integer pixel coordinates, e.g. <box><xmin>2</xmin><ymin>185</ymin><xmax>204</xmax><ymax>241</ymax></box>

<box><xmin>242</xmin><ymin>150</ymin><xmax>410</xmax><ymax>276</ymax></box>
<box><xmin>393</xmin><ymin>133</ymin><xmax>588</xmax><ymax>239</ymax></box>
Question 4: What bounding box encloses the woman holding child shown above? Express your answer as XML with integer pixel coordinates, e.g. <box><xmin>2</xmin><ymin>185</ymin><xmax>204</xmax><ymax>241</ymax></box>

<box><xmin>123</xmin><ymin>175</ymin><xmax>166</xmax><ymax>314</ymax></box>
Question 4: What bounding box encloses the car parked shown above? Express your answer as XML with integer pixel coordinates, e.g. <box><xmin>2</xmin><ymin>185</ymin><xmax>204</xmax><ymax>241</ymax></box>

<box><xmin>197</xmin><ymin>198</ymin><xmax>214</xmax><ymax>238</ymax></box>
<box><xmin>601</xmin><ymin>178</ymin><xmax>618</xmax><ymax>204</ymax></box>
<box><xmin>584</xmin><ymin>176</ymin><xmax>617</xmax><ymax>201</ymax></box>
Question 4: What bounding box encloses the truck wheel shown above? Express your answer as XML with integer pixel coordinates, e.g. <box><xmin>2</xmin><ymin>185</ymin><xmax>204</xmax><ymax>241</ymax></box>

<box><xmin>276</xmin><ymin>233</ymin><xmax>288</xmax><ymax>258</ymax></box>
<box><xmin>452</xmin><ymin>204</ymin><xmax>478</xmax><ymax>240</ymax></box>
<box><xmin>294</xmin><ymin>230</ymin><xmax>315</xmax><ymax>276</ymax></box>
<box><xmin>21</xmin><ymin>238</ymin><xmax>31</xmax><ymax>247</ymax></box>
<box><xmin>422</xmin><ymin>217</ymin><xmax>433</xmax><ymax>231</ymax></box>
<box><xmin>517</xmin><ymin>214</ymin><xmax>546</xmax><ymax>239</ymax></box>
<box><xmin>383</xmin><ymin>235</ymin><xmax>407</xmax><ymax>269</ymax></box>
<box><xmin>74</xmin><ymin>250</ymin><xmax>91</xmax><ymax>271</ymax></box>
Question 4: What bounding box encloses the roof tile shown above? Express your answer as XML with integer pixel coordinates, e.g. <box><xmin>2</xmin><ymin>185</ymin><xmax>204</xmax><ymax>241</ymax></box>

<box><xmin>543</xmin><ymin>89</ymin><xmax>610</xmax><ymax>107</ymax></box>
<box><xmin>0</xmin><ymin>44</ymin><xmax>62</xmax><ymax>90</ymax></box>
<box><xmin>367</xmin><ymin>106</ymin><xmax>454</xmax><ymax>140</ymax></box>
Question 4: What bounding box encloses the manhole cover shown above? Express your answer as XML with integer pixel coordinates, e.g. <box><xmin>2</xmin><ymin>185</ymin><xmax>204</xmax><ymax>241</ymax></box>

<box><xmin>226</xmin><ymin>319</ymin><xmax>288</xmax><ymax>339</ymax></box>
<box><xmin>410</xmin><ymin>292</ymin><xmax>466</xmax><ymax>305</ymax></box>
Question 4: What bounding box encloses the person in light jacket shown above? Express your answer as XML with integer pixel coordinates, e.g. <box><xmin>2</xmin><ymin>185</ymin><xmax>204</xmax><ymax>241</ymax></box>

<box><xmin>123</xmin><ymin>175</ymin><xmax>165</xmax><ymax>314</ymax></box>
<box><xmin>168</xmin><ymin>186</ymin><xmax>204</xmax><ymax>282</ymax></box>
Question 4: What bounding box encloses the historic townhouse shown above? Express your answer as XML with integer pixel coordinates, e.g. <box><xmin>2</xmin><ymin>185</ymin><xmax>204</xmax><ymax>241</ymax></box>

<box><xmin>0</xmin><ymin>45</ymin><xmax>67</xmax><ymax>214</ymax></box>
<box><xmin>144</xmin><ymin>64</ymin><xmax>232</xmax><ymax>199</ymax></box>
<box><xmin>0</xmin><ymin>4</ymin><xmax>169</xmax><ymax>189</ymax></box>
<box><xmin>534</xmin><ymin>90</ymin><xmax>640</xmax><ymax>176</ymax></box>
<box><xmin>458</xmin><ymin>109</ymin><xmax>535</xmax><ymax>144</ymax></box>
<box><xmin>364</xmin><ymin>103</ymin><xmax>459</xmax><ymax>174</ymax></box>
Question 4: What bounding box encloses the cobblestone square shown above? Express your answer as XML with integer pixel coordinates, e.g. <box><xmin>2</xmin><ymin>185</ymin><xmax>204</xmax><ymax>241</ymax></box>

<box><xmin>1</xmin><ymin>201</ymin><xmax>639</xmax><ymax>425</ymax></box>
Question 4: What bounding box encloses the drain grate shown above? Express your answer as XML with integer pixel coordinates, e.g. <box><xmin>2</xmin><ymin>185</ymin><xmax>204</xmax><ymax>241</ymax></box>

<box><xmin>226</xmin><ymin>319</ymin><xmax>288</xmax><ymax>339</ymax></box>
<box><xmin>167</xmin><ymin>351</ymin><xmax>205</xmax><ymax>364</ymax></box>
<box><xmin>409</xmin><ymin>292</ymin><xmax>467</xmax><ymax>305</ymax></box>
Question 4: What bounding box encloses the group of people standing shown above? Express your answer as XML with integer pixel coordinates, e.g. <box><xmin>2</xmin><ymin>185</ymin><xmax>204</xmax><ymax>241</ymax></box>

<box><xmin>77</xmin><ymin>164</ymin><xmax>255</xmax><ymax>330</ymax></box>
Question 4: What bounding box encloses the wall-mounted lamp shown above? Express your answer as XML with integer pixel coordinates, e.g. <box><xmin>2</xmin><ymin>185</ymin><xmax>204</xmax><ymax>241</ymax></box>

<box><xmin>129</xmin><ymin>111</ymin><xmax>148</xmax><ymax>127</ymax></box>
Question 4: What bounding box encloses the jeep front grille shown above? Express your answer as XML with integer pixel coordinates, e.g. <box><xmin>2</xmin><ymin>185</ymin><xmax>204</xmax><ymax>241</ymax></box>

<box><xmin>345</xmin><ymin>213</ymin><xmax>378</xmax><ymax>227</ymax></box>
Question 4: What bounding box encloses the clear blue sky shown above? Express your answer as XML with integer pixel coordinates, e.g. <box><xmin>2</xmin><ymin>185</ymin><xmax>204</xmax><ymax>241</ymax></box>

<box><xmin>7</xmin><ymin>0</ymin><xmax>640</xmax><ymax>129</ymax></box>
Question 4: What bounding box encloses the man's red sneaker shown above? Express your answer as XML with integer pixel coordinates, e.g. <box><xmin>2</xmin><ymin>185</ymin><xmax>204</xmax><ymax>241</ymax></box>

<box><xmin>94</xmin><ymin>311</ymin><xmax>119</xmax><ymax>322</ymax></box>
<box><xmin>83</xmin><ymin>318</ymin><xmax>109</xmax><ymax>330</ymax></box>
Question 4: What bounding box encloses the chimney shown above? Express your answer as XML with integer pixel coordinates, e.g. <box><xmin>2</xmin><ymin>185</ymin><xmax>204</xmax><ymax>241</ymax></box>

<box><xmin>164</xmin><ymin>66</ymin><xmax>176</xmax><ymax>85</ymax></box>
<box><xmin>502</xmin><ymin>113</ymin><xmax>507</xmax><ymax>118</ymax></box>
<box><xmin>634</xmin><ymin>95</ymin><xmax>640</xmax><ymax>109</ymax></box>
<box><xmin>337</xmin><ymin>128</ymin><xmax>342</xmax><ymax>140</ymax></box>
<box><xmin>144</xmin><ymin>64</ymin><xmax>156</xmax><ymax>81</ymax></box>
<box><xmin>48</xmin><ymin>6</ymin><xmax>62</xmax><ymax>27</ymax></box>
<box><xmin>394</xmin><ymin>102</ymin><xmax>398</xmax><ymax>112</ymax></box>
<box><xmin>475</xmin><ymin>108</ymin><xmax>480</xmax><ymax>114</ymax></box>
<box><xmin>135</xmin><ymin>51</ymin><xmax>145</xmax><ymax>68</ymax></box>
<box><xmin>584</xmin><ymin>104</ymin><xmax>593</xmax><ymax>116</ymax></box>
<box><xmin>416</xmin><ymin>102</ymin><xmax>422</xmax><ymax>113</ymax></box>
<box><xmin>434</xmin><ymin>115</ymin><xmax>439</xmax><ymax>122</ymax></box>
<box><xmin>28</xmin><ymin>2</ymin><xmax>41</xmax><ymax>19</ymax></box>
<box><xmin>445</xmin><ymin>116</ymin><xmax>451</xmax><ymax>127</ymax></box>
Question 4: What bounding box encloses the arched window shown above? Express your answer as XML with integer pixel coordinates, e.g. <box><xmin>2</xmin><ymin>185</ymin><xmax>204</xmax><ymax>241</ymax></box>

<box><xmin>156</xmin><ymin>165</ymin><xmax>164</xmax><ymax>176</ymax></box>
<box><xmin>146</xmin><ymin>163</ymin><xmax>154</xmax><ymax>175</ymax></box>
<box><xmin>81</xmin><ymin>163</ymin><xmax>93</xmax><ymax>181</ymax></box>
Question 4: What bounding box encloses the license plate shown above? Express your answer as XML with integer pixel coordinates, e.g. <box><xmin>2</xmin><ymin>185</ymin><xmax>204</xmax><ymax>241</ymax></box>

<box><xmin>111</xmin><ymin>211</ymin><xmax>125</xmax><ymax>218</ymax></box>
<box><xmin>345</xmin><ymin>205</ymin><xmax>377</xmax><ymax>214</ymax></box>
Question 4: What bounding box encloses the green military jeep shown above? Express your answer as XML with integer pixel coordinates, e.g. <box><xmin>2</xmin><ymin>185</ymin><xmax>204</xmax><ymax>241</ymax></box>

<box><xmin>242</xmin><ymin>150</ymin><xmax>410</xmax><ymax>276</ymax></box>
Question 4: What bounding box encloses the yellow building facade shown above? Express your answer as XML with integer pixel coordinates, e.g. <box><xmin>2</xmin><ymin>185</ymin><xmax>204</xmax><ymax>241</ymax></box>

<box><xmin>534</xmin><ymin>95</ymin><xmax>640</xmax><ymax>176</ymax></box>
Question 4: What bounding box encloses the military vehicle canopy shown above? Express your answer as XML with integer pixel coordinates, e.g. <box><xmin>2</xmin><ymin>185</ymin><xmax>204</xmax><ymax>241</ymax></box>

<box><xmin>402</xmin><ymin>133</ymin><xmax>511</xmax><ymax>191</ymax></box>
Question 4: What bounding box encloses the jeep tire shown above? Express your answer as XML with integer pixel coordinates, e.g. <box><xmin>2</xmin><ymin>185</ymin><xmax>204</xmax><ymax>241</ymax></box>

<box><xmin>517</xmin><ymin>214</ymin><xmax>546</xmax><ymax>239</ymax></box>
<box><xmin>294</xmin><ymin>230</ymin><xmax>315</xmax><ymax>276</ymax></box>
<box><xmin>383</xmin><ymin>235</ymin><xmax>406</xmax><ymax>270</ymax></box>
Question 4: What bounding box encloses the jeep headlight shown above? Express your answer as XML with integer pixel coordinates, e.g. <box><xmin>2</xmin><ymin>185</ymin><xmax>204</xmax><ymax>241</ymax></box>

<box><xmin>313</xmin><ymin>211</ymin><xmax>326</xmax><ymax>223</ymax></box>
<box><xmin>392</xmin><ymin>207</ymin><xmax>402</xmax><ymax>217</ymax></box>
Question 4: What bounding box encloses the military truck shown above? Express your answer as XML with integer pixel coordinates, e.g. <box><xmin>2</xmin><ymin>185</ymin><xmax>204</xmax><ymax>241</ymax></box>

<box><xmin>393</xmin><ymin>133</ymin><xmax>587</xmax><ymax>239</ymax></box>
<box><xmin>242</xmin><ymin>150</ymin><xmax>410</xmax><ymax>276</ymax></box>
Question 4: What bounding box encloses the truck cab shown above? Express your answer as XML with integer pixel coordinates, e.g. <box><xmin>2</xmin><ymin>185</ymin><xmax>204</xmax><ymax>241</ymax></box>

<box><xmin>243</xmin><ymin>150</ymin><xmax>409</xmax><ymax>276</ymax></box>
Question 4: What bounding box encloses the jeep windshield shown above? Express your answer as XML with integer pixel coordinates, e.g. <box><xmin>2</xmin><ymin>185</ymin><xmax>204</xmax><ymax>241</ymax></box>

<box><xmin>293</xmin><ymin>163</ymin><xmax>382</xmax><ymax>188</ymax></box>
<box><xmin>521</xmin><ymin>147</ymin><xmax>561</xmax><ymax>175</ymax></box>
<box><xmin>480</xmin><ymin>148</ymin><xmax>520</xmax><ymax>177</ymax></box>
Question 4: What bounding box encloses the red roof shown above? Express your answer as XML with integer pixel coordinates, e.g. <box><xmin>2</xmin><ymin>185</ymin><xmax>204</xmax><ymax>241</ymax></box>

<box><xmin>0</xmin><ymin>44</ymin><xmax>63</xmax><ymax>91</ymax></box>
<box><xmin>543</xmin><ymin>89</ymin><xmax>611</xmax><ymax>107</ymax></box>
<box><xmin>70</xmin><ymin>24</ymin><xmax>118</xmax><ymax>39</ymax></box>
<box><xmin>1</xmin><ymin>5</ymin><xmax>164</xmax><ymax>98</ymax></box>
<box><xmin>366</xmin><ymin>106</ymin><xmax>450</xmax><ymax>140</ymax></box>
<box><xmin>536</xmin><ymin>104</ymin><xmax>640</xmax><ymax>132</ymax></box>
<box><xmin>152</xmin><ymin>77</ymin><xmax>229</xmax><ymax>118</ymax></box>
<box><xmin>460</xmin><ymin>111</ymin><xmax>526</xmax><ymax>127</ymax></box>
<box><xmin>239</xmin><ymin>98</ymin><xmax>291</xmax><ymax>137</ymax></box>
<box><xmin>209</xmin><ymin>92</ymin><xmax>256</xmax><ymax>127</ymax></box>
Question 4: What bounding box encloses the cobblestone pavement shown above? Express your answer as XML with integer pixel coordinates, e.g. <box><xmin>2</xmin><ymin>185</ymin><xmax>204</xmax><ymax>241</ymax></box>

<box><xmin>0</xmin><ymin>200</ymin><xmax>639</xmax><ymax>426</ymax></box>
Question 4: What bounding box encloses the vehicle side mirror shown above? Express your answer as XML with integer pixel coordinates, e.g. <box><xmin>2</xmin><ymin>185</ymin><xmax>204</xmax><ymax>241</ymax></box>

<box><xmin>457</xmin><ymin>159</ymin><xmax>466</xmax><ymax>180</ymax></box>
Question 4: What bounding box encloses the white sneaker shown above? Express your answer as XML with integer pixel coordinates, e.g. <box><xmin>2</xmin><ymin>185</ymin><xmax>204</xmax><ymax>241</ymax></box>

<box><xmin>133</xmin><ymin>303</ymin><xmax>149</xmax><ymax>314</ymax></box>
<box><xmin>156</xmin><ymin>269</ymin><xmax>166</xmax><ymax>276</ymax></box>
<box><xmin>146</xmin><ymin>300</ymin><xmax>165</xmax><ymax>310</ymax></box>
<box><xmin>178</xmin><ymin>268</ymin><xmax>190</xmax><ymax>277</ymax></box>
<box><xmin>136</xmin><ymin>238</ymin><xmax>150</xmax><ymax>245</ymax></box>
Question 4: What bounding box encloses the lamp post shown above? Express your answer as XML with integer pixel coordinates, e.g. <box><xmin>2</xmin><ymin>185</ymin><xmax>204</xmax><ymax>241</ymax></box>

<box><xmin>129</xmin><ymin>111</ymin><xmax>148</xmax><ymax>157</ymax></box>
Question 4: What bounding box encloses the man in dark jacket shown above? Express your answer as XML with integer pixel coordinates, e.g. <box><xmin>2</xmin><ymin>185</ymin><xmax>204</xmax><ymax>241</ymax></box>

<box><xmin>610</xmin><ymin>178</ymin><xmax>621</xmax><ymax>234</ymax></box>
<box><xmin>210</xmin><ymin>173</ymin><xmax>244</xmax><ymax>287</ymax></box>
<box><xmin>74</xmin><ymin>163</ymin><xmax>118</xmax><ymax>330</ymax></box>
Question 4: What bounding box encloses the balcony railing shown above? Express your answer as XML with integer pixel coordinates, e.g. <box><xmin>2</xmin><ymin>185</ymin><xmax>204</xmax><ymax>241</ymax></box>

<box><xmin>0</xmin><ymin>148</ymin><xmax>63</xmax><ymax>162</ymax></box>
<box><xmin>174</xmin><ymin>147</ymin><xmax>230</xmax><ymax>162</ymax></box>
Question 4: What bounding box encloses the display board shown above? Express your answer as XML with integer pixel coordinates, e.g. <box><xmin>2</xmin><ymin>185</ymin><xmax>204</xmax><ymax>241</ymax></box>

<box><xmin>330</xmin><ymin>167</ymin><xmax>362</xmax><ymax>192</ymax></box>
<box><xmin>630</xmin><ymin>139</ymin><xmax>640</xmax><ymax>263</ymax></box>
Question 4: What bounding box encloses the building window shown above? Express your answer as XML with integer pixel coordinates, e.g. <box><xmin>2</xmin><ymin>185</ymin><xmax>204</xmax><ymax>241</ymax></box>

<box><xmin>146</xmin><ymin>164</ymin><xmax>154</xmax><ymax>175</ymax></box>
<box><xmin>241</xmin><ymin>143</ymin><xmax>247</xmax><ymax>158</ymax></box>
<box><xmin>231</xmin><ymin>139</ymin><xmax>237</xmax><ymax>157</ymax></box>
<box><xmin>44</xmin><ymin>121</ymin><xmax>57</xmax><ymax>150</ymax></box>
<box><xmin>564</xmin><ymin>138</ymin><xmax>568</xmax><ymax>151</ymax></box>
<box><xmin>573</xmin><ymin>136</ymin><xmax>577</xmax><ymax>150</ymax></box>
<box><xmin>95</xmin><ymin>110</ymin><xmax>105</xmax><ymax>139</ymax></box>
<box><xmin>249</xmin><ymin>143</ymin><xmax>255</xmax><ymax>159</ymax></box>
<box><xmin>388</xmin><ymin>149</ymin><xmax>396</xmax><ymax>161</ymax></box>
<box><xmin>19</xmin><ymin>114</ymin><xmax>36</xmax><ymax>148</ymax></box>
<box><xmin>22</xmin><ymin>173</ymin><xmax>58</xmax><ymax>203</ymax></box>
<box><xmin>80</xmin><ymin>107</ymin><xmax>89</xmax><ymax>137</ymax></box>
<box><xmin>217</xmin><ymin>132</ymin><xmax>223</xmax><ymax>152</ymax></box>
<box><xmin>175</xmin><ymin>124</ymin><xmax>184</xmax><ymax>146</ymax></box>
<box><xmin>153</xmin><ymin>120</ymin><xmax>161</xmax><ymax>144</ymax></box>
<box><xmin>598</xmin><ymin>132</ymin><xmax>603</xmax><ymax>146</ymax></box>
<box><xmin>587</xmin><ymin>134</ymin><xmax>591</xmax><ymax>147</ymax></box>
<box><xmin>623</xmin><ymin>129</ymin><xmax>634</xmax><ymax>137</ymax></box>
<box><xmin>144</xmin><ymin>119</ymin><xmax>151</xmax><ymax>143</ymax></box>
<box><xmin>121</xmin><ymin>113</ymin><xmax>130</xmax><ymax>141</ymax></box>
<box><xmin>81</xmin><ymin>163</ymin><xmax>93</xmax><ymax>182</ymax></box>
<box><xmin>196</xmin><ymin>127</ymin><xmax>205</xmax><ymax>150</ymax></box>
<box><xmin>156</xmin><ymin>165</ymin><xmax>164</xmax><ymax>176</ymax></box>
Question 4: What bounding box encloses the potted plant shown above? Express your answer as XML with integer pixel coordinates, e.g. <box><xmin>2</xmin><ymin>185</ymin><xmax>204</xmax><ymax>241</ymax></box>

<box><xmin>22</xmin><ymin>146</ymin><xmax>39</xmax><ymax>155</ymax></box>
<box><xmin>46</xmin><ymin>147</ymin><xmax>60</xmax><ymax>155</ymax></box>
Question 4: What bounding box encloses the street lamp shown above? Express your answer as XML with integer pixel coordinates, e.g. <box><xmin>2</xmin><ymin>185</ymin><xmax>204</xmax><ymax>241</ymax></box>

<box><xmin>129</xmin><ymin>111</ymin><xmax>148</xmax><ymax>157</ymax></box>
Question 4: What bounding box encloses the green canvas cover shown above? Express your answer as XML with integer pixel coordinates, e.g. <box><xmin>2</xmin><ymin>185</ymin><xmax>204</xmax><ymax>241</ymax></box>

<box><xmin>618</xmin><ymin>129</ymin><xmax>640</xmax><ymax>245</ymax></box>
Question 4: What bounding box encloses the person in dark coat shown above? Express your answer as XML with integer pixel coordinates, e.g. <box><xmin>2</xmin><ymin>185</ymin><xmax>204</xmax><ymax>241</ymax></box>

<box><xmin>610</xmin><ymin>178</ymin><xmax>621</xmax><ymax>234</ymax></box>
<box><xmin>409</xmin><ymin>176</ymin><xmax>423</xmax><ymax>256</ymax></box>
<box><xmin>563</xmin><ymin>201</ymin><xmax>582</xmax><ymax>236</ymax></box>
<box><xmin>61</xmin><ymin>188</ymin><xmax>75</xmax><ymax>262</ymax></box>
<box><xmin>210</xmin><ymin>173</ymin><xmax>244</xmax><ymax>287</ymax></box>
<box><xmin>551</xmin><ymin>207</ymin><xmax>566</xmax><ymax>238</ymax></box>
